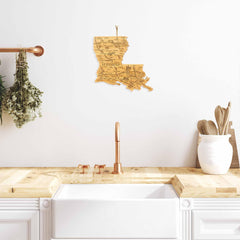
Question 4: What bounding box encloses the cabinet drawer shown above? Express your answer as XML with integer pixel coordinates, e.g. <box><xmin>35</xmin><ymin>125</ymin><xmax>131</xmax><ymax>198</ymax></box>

<box><xmin>193</xmin><ymin>210</ymin><xmax>240</xmax><ymax>239</ymax></box>
<box><xmin>0</xmin><ymin>210</ymin><xmax>39</xmax><ymax>240</ymax></box>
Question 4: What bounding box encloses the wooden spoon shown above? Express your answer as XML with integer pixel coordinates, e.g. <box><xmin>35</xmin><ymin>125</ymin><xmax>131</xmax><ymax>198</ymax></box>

<box><xmin>215</xmin><ymin>105</ymin><xmax>225</xmax><ymax>135</ymax></box>
<box><xmin>197</xmin><ymin>120</ymin><xmax>207</xmax><ymax>135</ymax></box>
<box><xmin>204</xmin><ymin>120</ymin><xmax>218</xmax><ymax>135</ymax></box>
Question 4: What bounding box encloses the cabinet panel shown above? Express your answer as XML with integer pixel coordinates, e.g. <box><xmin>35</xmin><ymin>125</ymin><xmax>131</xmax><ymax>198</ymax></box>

<box><xmin>0</xmin><ymin>210</ymin><xmax>39</xmax><ymax>240</ymax></box>
<box><xmin>193</xmin><ymin>210</ymin><xmax>240</xmax><ymax>239</ymax></box>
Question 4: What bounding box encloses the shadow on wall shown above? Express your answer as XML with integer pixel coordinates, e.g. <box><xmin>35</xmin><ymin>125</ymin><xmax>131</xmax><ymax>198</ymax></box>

<box><xmin>186</xmin><ymin>130</ymin><xmax>198</xmax><ymax>167</ymax></box>
<box><xmin>0</xmin><ymin>112</ymin><xmax>83</xmax><ymax>167</ymax></box>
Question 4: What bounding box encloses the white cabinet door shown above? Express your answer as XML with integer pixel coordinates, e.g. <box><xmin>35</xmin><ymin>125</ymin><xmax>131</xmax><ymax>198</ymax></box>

<box><xmin>0</xmin><ymin>210</ymin><xmax>39</xmax><ymax>240</ymax></box>
<box><xmin>192</xmin><ymin>210</ymin><xmax>240</xmax><ymax>239</ymax></box>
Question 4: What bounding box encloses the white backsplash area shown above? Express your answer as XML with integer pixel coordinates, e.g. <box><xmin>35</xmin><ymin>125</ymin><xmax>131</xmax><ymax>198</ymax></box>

<box><xmin>0</xmin><ymin>0</ymin><xmax>239</xmax><ymax>167</ymax></box>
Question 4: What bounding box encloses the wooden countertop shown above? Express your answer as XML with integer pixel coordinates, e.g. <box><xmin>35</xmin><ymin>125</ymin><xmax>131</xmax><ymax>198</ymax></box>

<box><xmin>0</xmin><ymin>167</ymin><xmax>239</xmax><ymax>198</ymax></box>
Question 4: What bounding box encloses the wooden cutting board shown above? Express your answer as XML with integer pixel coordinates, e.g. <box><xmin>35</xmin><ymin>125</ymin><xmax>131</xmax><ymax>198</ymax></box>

<box><xmin>196</xmin><ymin>122</ymin><xmax>239</xmax><ymax>168</ymax></box>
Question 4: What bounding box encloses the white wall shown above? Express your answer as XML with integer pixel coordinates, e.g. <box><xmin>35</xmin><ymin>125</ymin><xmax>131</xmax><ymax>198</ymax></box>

<box><xmin>0</xmin><ymin>0</ymin><xmax>239</xmax><ymax>167</ymax></box>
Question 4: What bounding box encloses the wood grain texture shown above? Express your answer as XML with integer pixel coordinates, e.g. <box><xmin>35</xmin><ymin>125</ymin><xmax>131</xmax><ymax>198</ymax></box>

<box><xmin>173</xmin><ymin>174</ymin><xmax>240</xmax><ymax>198</ymax></box>
<box><xmin>94</xmin><ymin>36</ymin><xmax>152</xmax><ymax>91</ymax></box>
<box><xmin>0</xmin><ymin>167</ymin><xmax>240</xmax><ymax>198</ymax></box>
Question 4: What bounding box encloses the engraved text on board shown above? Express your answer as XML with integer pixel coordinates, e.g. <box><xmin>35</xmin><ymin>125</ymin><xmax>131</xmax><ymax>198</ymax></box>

<box><xmin>94</xmin><ymin>36</ymin><xmax>152</xmax><ymax>91</ymax></box>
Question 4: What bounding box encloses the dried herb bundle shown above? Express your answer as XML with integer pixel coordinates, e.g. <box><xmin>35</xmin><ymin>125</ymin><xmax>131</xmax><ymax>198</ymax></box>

<box><xmin>4</xmin><ymin>50</ymin><xmax>43</xmax><ymax>128</ymax></box>
<box><xmin>0</xmin><ymin>74</ymin><xmax>6</xmax><ymax>124</ymax></box>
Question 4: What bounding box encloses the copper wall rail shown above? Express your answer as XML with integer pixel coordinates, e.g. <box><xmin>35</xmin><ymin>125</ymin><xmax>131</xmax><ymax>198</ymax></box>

<box><xmin>0</xmin><ymin>45</ymin><xmax>44</xmax><ymax>56</ymax></box>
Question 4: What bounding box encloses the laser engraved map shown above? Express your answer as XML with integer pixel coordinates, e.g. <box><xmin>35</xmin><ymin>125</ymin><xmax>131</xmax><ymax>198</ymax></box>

<box><xmin>94</xmin><ymin>35</ymin><xmax>152</xmax><ymax>91</ymax></box>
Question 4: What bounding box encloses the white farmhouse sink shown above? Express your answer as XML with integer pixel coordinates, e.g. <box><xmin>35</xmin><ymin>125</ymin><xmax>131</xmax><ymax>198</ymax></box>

<box><xmin>52</xmin><ymin>184</ymin><xmax>179</xmax><ymax>239</ymax></box>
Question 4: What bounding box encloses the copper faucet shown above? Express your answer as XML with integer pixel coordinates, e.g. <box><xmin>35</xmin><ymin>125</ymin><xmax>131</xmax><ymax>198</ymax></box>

<box><xmin>112</xmin><ymin>122</ymin><xmax>123</xmax><ymax>174</ymax></box>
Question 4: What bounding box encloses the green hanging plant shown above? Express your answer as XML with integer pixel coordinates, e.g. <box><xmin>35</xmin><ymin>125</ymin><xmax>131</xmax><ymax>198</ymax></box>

<box><xmin>0</xmin><ymin>74</ymin><xmax>6</xmax><ymax>124</ymax></box>
<box><xmin>4</xmin><ymin>50</ymin><xmax>43</xmax><ymax>128</ymax></box>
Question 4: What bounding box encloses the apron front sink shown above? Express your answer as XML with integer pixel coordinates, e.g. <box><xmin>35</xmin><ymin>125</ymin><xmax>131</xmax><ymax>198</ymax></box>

<box><xmin>52</xmin><ymin>184</ymin><xmax>179</xmax><ymax>239</ymax></box>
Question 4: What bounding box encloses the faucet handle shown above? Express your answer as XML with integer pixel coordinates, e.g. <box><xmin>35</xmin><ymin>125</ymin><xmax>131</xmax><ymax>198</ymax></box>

<box><xmin>94</xmin><ymin>164</ymin><xmax>106</xmax><ymax>174</ymax></box>
<box><xmin>78</xmin><ymin>164</ymin><xmax>90</xmax><ymax>174</ymax></box>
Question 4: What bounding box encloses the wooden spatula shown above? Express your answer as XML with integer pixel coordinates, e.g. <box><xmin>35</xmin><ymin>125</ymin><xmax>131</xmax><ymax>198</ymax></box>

<box><xmin>215</xmin><ymin>105</ymin><xmax>225</xmax><ymax>135</ymax></box>
<box><xmin>222</xmin><ymin>102</ymin><xmax>231</xmax><ymax>135</ymax></box>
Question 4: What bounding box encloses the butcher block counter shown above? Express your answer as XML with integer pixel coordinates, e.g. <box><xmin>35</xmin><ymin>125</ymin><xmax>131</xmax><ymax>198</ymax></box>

<box><xmin>0</xmin><ymin>167</ymin><xmax>239</xmax><ymax>198</ymax></box>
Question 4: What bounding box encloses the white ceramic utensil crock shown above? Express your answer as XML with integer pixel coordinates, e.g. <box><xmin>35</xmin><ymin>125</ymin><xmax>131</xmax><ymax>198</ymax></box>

<box><xmin>198</xmin><ymin>134</ymin><xmax>233</xmax><ymax>174</ymax></box>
